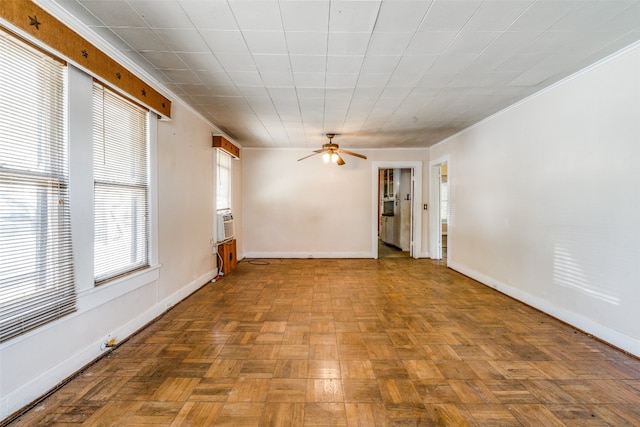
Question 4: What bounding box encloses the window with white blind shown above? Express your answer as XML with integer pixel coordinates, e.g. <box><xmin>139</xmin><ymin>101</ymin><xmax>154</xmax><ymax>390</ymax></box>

<box><xmin>0</xmin><ymin>31</ymin><xmax>75</xmax><ymax>342</ymax></box>
<box><xmin>216</xmin><ymin>150</ymin><xmax>232</xmax><ymax>210</ymax></box>
<box><xmin>92</xmin><ymin>83</ymin><xmax>149</xmax><ymax>284</ymax></box>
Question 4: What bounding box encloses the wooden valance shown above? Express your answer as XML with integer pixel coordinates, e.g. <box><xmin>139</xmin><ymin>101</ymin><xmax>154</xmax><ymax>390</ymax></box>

<box><xmin>0</xmin><ymin>0</ymin><xmax>171</xmax><ymax>118</ymax></box>
<box><xmin>212</xmin><ymin>136</ymin><xmax>240</xmax><ymax>159</ymax></box>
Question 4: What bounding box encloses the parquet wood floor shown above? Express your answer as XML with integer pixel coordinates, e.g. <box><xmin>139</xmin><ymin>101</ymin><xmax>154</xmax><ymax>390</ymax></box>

<box><xmin>7</xmin><ymin>258</ymin><xmax>640</xmax><ymax>426</ymax></box>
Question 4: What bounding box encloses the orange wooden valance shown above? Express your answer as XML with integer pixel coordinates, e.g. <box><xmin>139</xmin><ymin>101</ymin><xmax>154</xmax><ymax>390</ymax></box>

<box><xmin>0</xmin><ymin>0</ymin><xmax>171</xmax><ymax>118</ymax></box>
<box><xmin>212</xmin><ymin>136</ymin><xmax>240</xmax><ymax>159</ymax></box>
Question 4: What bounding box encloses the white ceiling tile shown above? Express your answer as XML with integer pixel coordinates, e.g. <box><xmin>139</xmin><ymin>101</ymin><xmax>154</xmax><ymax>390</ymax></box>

<box><xmin>89</xmin><ymin>27</ymin><xmax>134</xmax><ymax>51</ymax></box>
<box><xmin>356</xmin><ymin>73</ymin><xmax>393</xmax><ymax>88</ymax></box>
<box><xmin>177</xmin><ymin>84</ymin><xmax>212</xmax><ymax>97</ymax></box>
<box><xmin>54</xmin><ymin>2</ymin><xmax>95</xmax><ymax>27</ymax></box>
<box><xmin>406</xmin><ymin>31</ymin><xmax>458</xmax><ymax>55</ymax></box>
<box><xmin>551</xmin><ymin>0</ymin><xmax>636</xmax><ymax>31</ymax></box>
<box><xmin>326</xmin><ymin>73</ymin><xmax>359</xmax><ymax>88</ymax></box>
<box><xmin>196</xmin><ymin>70</ymin><xmax>234</xmax><ymax>86</ymax></box>
<box><xmin>290</xmin><ymin>55</ymin><xmax>327</xmax><ymax>73</ymax></box>
<box><xmin>380</xmin><ymin>86</ymin><xmax>413</xmax><ymax>99</ymax></box>
<box><xmin>237</xmin><ymin>86</ymin><xmax>270</xmax><ymax>97</ymax></box>
<box><xmin>229</xmin><ymin>1</ymin><xmax>283</xmax><ymax>31</ymax></box>
<box><xmin>243</xmin><ymin>31</ymin><xmax>288</xmax><ymax>55</ymax></box>
<box><xmin>508</xmin><ymin>1</ymin><xmax>582</xmax><ymax>31</ymax></box>
<box><xmin>161</xmin><ymin>69</ymin><xmax>202</xmax><ymax>84</ymax></box>
<box><xmin>519</xmin><ymin>31</ymin><xmax>584</xmax><ymax>56</ymax></box>
<box><xmin>325</xmin><ymin>88</ymin><xmax>353</xmax><ymax>102</ymax></box>
<box><xmin>478</xmin><ymin>31</ymin><xmax>543</xmax><ymax>59</ymax></box>
<box><xmin>261</xmin><ymin>72</ymin><xmax>295</xmax><ymax>87</ymax></box>
<box><xmin>293</xmin><ymin>72</ymin><xmax>326</xmax><ymax>88</ymax></box>
<box><xmin>286</xmin><ymin>32</ymin><xmax>328</xmax><ymax>55</ymax></box>
<box><xmin>79</xmin><ymin>0</ymin><xmax>146</xmax><ymax>27</ymax></box>
<box><xmin>178</xmin><ymin>52</ymin><xmax>224</xmax><ymax>71</ymax></box>
<box><xmin>444</xmin><ymin>31</ymin><xmax>500</xmax><ymax>55</ymax></box>
<box><xmin>427</xmin><ymin>54</ymin><xmax>478</xmax><ymax>74</ymax></box>
<box><xmin>140</xmin><ymin>51</ymin><xmax>186</xmax><ymax>69</ymax></box>
<box><xmin>463</xmin><ymin>1</ymin><xmax>535</xmax><ymax>31</ymax></box>
<box><xmin>420</xmin><ymin>1</ymin><xmax>482</xmax><ymax>32</ymax></box>
<box><xmin>201</xmin><ymin>30</ymin><xmax>249</xmax><ymax>54</ymax></box>
<box><xmin>597</xmin><ymin>3</ymin><xmax>640</xmax><ymax>32</ymax></box>
<box><xmin>155</xmin><ymin>29</ymin><xmax>210</xmax><ymax>52</ymax></box>
<box><xmin>254</xmin><ymin>55</ymin><xmax>291</xmax><ymax>72</ymax></box>
<box><xmin>360</xmin><ymin>55</ymin><xmax>401</xmax><ymax>75</ymax></box>
<box><xmin>327</xmin><ymin>56</ymin><xmax>365</xmax><ymax>74</ymax></box>
<box><xmin>329</xmin><ymin>1</ymin><xmax>381</xmax><ymax>32</ymax></box>
<box><xmin>215</xmin><ymin>53</ymin><xmax>257</xmax><ymax>71</ymax></box>
<box><xmin>328</xmin><ymin>33</ymin><xmax>372</xmax><ymax>55</ymax></box>
<box><xmin>130</xmin><ymin>0</ymin><xmax>193</xmax><ymax>28</ymax></box>
<box><xmin>394</xmin><ymin>55</ymin><xmax>438</xmax><ymax>73</ymax></box>
<box><xmin>374</xmin><ymin>1</ymin><xmax>432</xmax><ymax>32</ymax></box>
<box><xmin>180</xmin><ymin>1</ymin><xmax>238</xmax><ymax>30</ymax></box>
<box><xmin>418</xmin><ymin>72</ymin><xmax>454</xmax><ymax>89</ymax></box>
<box><xmin>367</xmin><ymin>32</ymin><xmax>414</xmax><ymax>55</ymax></box>
<box><xmin>446</xmin><ymin>72</ymin><xmax>487</xmax><ymax>88</ymax></box>
<box><xmin>228</xmin><ymin>71</ymin><xmax>263</xmax><ymax>86</ymax></box>
<box><xmin>111</xmin><ymin>27</ymin><xmax>171</xmax><ymax>51</ymax></box>
<box><xmin>268</xmin><ymin>87</ymin><xmax>298</xmax><ymax>98</ymax></box>
<box><xmin>280</xmin><ymin>1</ymin><xmax>330</xmax><ymax>31</ymax></box>
<box><xmin>494</xmin><ymin>53</ymin><xmax>547</xmax><ymax>73</ymax></box>
<box><xmin>387</xmin><ymin>55</ymin><xmax>437</xmax><ymax>86</ymax></box>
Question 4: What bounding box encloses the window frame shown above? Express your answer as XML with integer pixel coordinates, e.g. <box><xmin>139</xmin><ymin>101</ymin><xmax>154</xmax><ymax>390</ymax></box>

<box><xmin>0</xmin><ymin>29</ymin><xmax>76</xmax><ymax>343</ymax></box>
<box><xmin>92</xmin><ymin>82</ymin><xmax>150</xmax><ymax>285</ymax></box>
<box><xmin>216</xmin><ymin>149</ymin><xmax>232</xmax><ymax>211</ymax></box>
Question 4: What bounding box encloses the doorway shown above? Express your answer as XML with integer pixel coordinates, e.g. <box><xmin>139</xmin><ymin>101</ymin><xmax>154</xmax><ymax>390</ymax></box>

<box><xmin>378</xmin><ymin>168</ymin><xmax>412</xmax><ymax>258</ymax></box>
<box><xmin>428</xmin><ymin>156</ymin><xmax>450</xmax><ymax>262</ymax></box>
<box><xmin>371</xmin><ymin>161</ymin><xmax>422</xmax><ymax>259</ymax></box>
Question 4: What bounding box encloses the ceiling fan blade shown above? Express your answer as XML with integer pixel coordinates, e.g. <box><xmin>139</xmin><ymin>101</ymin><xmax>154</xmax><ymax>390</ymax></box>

<box><xmin>297</xmin><ymin>150</ymin><xmax>324</xmax><ymax>161</ymax></box>
<box><xmin>339</xmin><ymin>149</ymin><xmax>367</xmax><ymax>160</ymax></box>
<box><xmin>336</xmin><ymin>153</ymin><xmax>346</xmax><ymax>166</ymax></box>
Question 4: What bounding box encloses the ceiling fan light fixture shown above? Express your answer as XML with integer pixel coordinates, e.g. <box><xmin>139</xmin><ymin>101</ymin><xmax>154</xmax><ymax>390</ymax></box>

<box><xmin>297</xmin><ymin>133</ymin><xmax>367</xmax><ymax>166</ymax></box>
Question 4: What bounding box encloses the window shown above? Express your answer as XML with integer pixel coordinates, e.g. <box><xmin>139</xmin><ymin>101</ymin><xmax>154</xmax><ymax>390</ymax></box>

<box><xmin>92</xmin><ymin>83</ymin><xmax>149</xmax><ymax>284</ymax></box>
<box><xmin>0</xmin><ymin>31</ymin><xmax>75</xmax><ymax>342</ymax></box>
<box><xmin>216</xmin><ymin>150</ymin><xmax>232</xmax><ymax>210</ymax></box>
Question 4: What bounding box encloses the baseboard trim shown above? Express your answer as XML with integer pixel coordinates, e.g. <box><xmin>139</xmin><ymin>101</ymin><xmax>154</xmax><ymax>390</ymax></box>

<box><xmin>448</xmin><ymin>261</ymin><xmax>640</xmax><ymax>359</ymax></box>
<box><xmin>243</xmin><ymin>252</ymin><xmax>373</xmax><ymax>259</ymax></box>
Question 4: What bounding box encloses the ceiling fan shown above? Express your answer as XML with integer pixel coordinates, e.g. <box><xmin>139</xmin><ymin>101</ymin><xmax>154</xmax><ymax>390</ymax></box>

<box><xmin>297</xmin><ymin>133</ymin><xmax>367</xmax><ymax>166</ymax></box>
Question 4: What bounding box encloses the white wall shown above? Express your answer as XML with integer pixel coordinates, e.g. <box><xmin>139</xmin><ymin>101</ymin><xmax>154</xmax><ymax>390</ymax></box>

<box><xmin>242</xmin><ymin>148</ymin><xmax>429</xmax><ymax>258</ymax></box>
<box><xmin>429</xmin><ymin>43</ymin><xmax>640</xmax><ymax>356</ymax></box>
<box><xmin>0</xmin><ymin>72</ymin><xmax>224</xmax><ymax>420</ymax></box>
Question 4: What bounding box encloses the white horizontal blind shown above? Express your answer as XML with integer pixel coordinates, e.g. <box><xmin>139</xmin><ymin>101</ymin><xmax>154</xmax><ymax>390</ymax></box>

<box><xmin>0</xmin><ymin>31</ymin><xmax>75</xmax><ymax>342</ymax></box>
<box><xmin>216</xmin><ymin>150</ymin><xmax>231</xmax><ymax>210</ymax></box>
<box><xmin>93</xmin><ymin>83</ymin><xmax>149</xmax><ymax>284</ymax></box>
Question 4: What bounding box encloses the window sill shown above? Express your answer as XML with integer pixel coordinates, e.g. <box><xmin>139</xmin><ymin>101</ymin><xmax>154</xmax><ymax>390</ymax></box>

<box><xmin>77</xmin><ymin>264</ymin><xmax>162</xmax><ymax>312</ymax></box>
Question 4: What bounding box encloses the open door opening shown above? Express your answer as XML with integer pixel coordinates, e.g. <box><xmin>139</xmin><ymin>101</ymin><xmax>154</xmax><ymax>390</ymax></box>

<box><xmin>371</xmin><ymin>161</ymin><xmax>422</xmax><ymax>259</ymax></box>
<box><xmin>378</xmin><ymin>168</ymin><xmax>412</xmax><ymax>258</ymax></box>
<box><xmin>429</xmin><ymin>156</ymin><xmax>450</xmax><ymax>263</ymax></box>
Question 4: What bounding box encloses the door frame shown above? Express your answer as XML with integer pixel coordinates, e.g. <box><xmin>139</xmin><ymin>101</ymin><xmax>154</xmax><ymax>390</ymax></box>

<box><xmin>428</xmin><ymin>155</ymin><xmax>450</xmax><ymax>262</ymax></box>
<box><xmin>371</xmin><ymin>161</ymin><xmax>422</xmax><ymax>259</ymax></box>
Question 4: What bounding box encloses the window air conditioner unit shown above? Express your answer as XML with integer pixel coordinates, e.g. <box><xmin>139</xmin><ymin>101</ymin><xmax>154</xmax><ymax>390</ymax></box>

<box><xmin>216</xmin><ymin>210</ymin><xmax>235</xmax><ymax>242</ymax></box>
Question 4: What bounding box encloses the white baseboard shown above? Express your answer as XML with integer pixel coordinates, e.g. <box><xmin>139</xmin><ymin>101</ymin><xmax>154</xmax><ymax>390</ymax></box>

<box><xmin>243</xmin><ymin>251</ymin><xmax>373</xmax><ymax>259</ymax></box>
<box><xmin>0</xmin><ymin>269</ymin><xmax>216</xmax><ymax>422</ymax></box>
<box><xmin>448</xmin><ymin>261</ymin><xmax>640</xmax><ymax>358</ymax></box>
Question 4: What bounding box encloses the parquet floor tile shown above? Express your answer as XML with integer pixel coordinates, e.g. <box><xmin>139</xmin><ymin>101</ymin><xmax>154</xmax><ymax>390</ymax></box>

<box><xmin>6</xmin><ymin>258</ymin><xmax>640</xmax><ymax>426</ymax></box>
